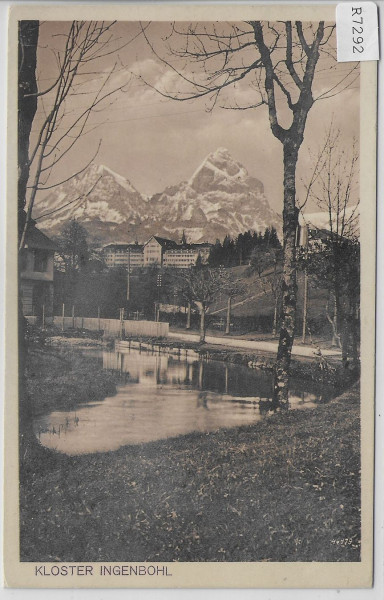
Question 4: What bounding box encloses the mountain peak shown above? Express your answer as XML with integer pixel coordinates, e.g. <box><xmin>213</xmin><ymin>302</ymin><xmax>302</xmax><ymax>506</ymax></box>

<box><xmin>209</xmin><ymin>147</ymin><xmax>232</xmax><ymax>160</ymax></box>
<box><xmin>36</xmin><ymin>151</ymin><xmax>279</xmax><ymax>246</ymax></box>
<box><xmin>91</xmin><ymin>163</ymin><xmax>140</xmax><ymax>195</ymax></box>
<box><xmin>204</xmin><ymin>147</ymin><xmax>246</xmax><ymax>171</ymax></box>
<box><xmin>188</xmin><ymin>147</ymin><xmax>252</xmax><ymax>193</ymax></box>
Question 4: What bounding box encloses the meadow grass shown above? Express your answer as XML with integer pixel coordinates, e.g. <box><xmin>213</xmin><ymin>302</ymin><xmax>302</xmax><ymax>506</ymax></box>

<box><xmin>20</xmin><ymin>346</ymin><xmax>360</xmax><ymax>563</ymax></box>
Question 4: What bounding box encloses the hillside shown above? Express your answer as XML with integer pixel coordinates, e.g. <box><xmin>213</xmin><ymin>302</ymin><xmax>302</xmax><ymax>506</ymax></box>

<box><xmin>208</xmin><ymin>266</ymin><xmax>329</xmax><ymax>327</ymax></box>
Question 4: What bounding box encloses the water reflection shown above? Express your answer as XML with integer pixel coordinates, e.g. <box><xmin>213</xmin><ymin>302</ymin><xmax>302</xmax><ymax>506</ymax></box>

<box><xmin>34</xmin><ymin>348</ymin><xmax>331</xmax><ymax>455</ymax></box>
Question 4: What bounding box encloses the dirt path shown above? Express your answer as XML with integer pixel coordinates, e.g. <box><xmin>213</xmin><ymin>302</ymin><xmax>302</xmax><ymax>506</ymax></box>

<box><xmin>168</xmin><ymin>331</ymin><xmax>341</xmax><ymax>358</ymax></box>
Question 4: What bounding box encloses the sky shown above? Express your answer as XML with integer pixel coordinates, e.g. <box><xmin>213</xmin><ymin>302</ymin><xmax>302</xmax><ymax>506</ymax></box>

<box><xmin>31</xmin><ymin>20</ymin><xmax>360</xmax><ymax>215</ymax></box>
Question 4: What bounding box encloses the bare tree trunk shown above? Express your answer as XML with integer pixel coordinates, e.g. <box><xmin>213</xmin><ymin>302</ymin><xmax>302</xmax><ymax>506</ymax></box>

<box><xmin>333</xmin><ymin>273</ymin><xmax>343</xmax><ymax>340</ymax></box>
<box><xmin>272</xmin><ymin>143</ymin><xmax>299</xmax><ymax>409</ymax></box>
<box><xmin>199</xmin><ymin>308</ymin><xmax>206</xmax><ymax>343</ymax></box>
<box><xmin>350</xmin><ymin>300</ymin><xmax>359</xmax><ymax>370</ymax></box>
<box><xmin>273</xmin><ymin>294</ymin><xmax>279</xmax><ymax>338</ymax></box>
<box><xmin>341</xmin><ymin>318</ymin><xmax>349</xmax><ymax>369</ymax></box>
<box><xmin>18</xmin><ymin>22</ymin><xmax>41</xmax><ymax>467</ymax></box>
<box><xmin>332</xmin><ymin>296</ymin><xmax>341</xmax><ymax>347</ymax></box>
<box><xmin>302</xmin><ymin>268</ymin><xmax>308</xmax><ymax>343</ymax></box>
<box><xmin>225</xmin><ymin>296</ymin><xmax>232</xmax><ymax>335</ymax></box>
<box><xmin>18</xmin><ymin>21</ymin><xmax>39</xmax><ymax>238</ymax></box>
<box><xmin>326</xmin><ymin>296</ymin><xmax>341</xmax><ymax>347</ymax></box>
<box><xmin>140</xmin><ymin>20</ymin><xmax>327</xmax><ymax>412</ymax></box>
<box><xmin>186</xmin><ymin>302</ymin><xmax>191</xmax><ymax>330</ymax></box>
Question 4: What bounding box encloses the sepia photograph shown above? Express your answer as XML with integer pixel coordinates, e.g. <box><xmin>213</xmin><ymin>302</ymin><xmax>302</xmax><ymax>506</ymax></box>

<box><xmin>4</xmin><ymin>2</ymin><xmax>377</xmax><ymax>589</ymax></box>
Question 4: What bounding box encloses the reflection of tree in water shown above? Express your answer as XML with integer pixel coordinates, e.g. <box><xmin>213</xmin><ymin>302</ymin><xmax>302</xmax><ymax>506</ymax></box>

<box><xmin>224</xmin><ymin>365</ymin><xmax>228</xmax><ymax>394</ymax></box>
<box><xmin>192</xmin><ymin>359</ymin><xmax>273</xmax><ymax>399</ymax></box>
<box><xmin>197</xmin><ymin>391</ymin><xmax>209</xmax><ymax>410</ymax></box>
<box><xmin>183</xmin><ymin>363</ymin><xmax>193</xmax><ymax>385</ymax></box>
<box><xmin>104</xmin><ymin>349</ymin><xmax>333</xmax><ymax>410</ymax></box>
<box><xmin>198</xmin><ymin>361</ymin><xmax>203</xmax><ymax>390</ymax></box>
<box><xmin>196</xmin><ymin>362</ymin><xmax>212</xmax><ymax>409</ymax></box>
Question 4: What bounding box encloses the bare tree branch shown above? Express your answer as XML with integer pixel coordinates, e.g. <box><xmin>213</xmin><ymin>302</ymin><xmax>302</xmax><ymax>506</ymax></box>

<box><xmin>34</xmin><ymin>175</ymin><xmax>103</xmax><ymax>220</ymax></box>
<box><xmin>19</xmin><ymin>20</ymin><xmax>141</xmax><ymax>250</ymax></box>
<box><xmin>139</xmin><ymin>19</ymin><xmax>356</xmax><ymax>407</ymax></box>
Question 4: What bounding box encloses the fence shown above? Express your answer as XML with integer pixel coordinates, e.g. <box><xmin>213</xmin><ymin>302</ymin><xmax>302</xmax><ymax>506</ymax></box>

<box><xmin>25</xmin><ymin>315</ymin><xmax>54</xmax><ymax>326</ymax></box>
<box><xmin>26</xmin><ymin>315</ymin><xmax>169</xmax><ymax>338</ymax></box>
<box><xmin>57</xmin><ymin>316</ymin><xmax>168</xmax><ymax>338</ymax></box>
<box><xmin>158</xmin><ymin>303</ymin><xmax>191</xmax><ymax>314</ymax></box>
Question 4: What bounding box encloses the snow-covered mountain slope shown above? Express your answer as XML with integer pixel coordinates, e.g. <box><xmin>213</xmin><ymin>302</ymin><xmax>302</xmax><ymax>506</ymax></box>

<box><xmin>35</xmin><ymin>149</ymin><xmax>281</xmax><ymax>245</ymax></box>
<box><xmin>145</xmin><ymin>148</ymin><xmax>280</xmax><ymax>242</ymax></box>
<box><xmin>34</xmin><ymin>164</ymin><xmax>146</xmax><ymax>243</ymax></box>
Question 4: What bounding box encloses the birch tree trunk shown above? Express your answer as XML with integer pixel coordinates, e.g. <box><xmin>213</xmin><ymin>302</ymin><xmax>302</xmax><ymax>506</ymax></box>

<box><xmin>141</xmin><ymin>20</ymin><xmax>328</xmax><ymax>410</ymax></box>
<box><xmin>252</xmin><ymin>21</ymin><xmax>324</xmax><ymax>409</ymax></box>
<box><xmin>273</xmin><ymin>295</ymin><xmax>279</xmax><ymax>338</ymax></box>
<box><xmin>272</xmin><ymin>143</ymin><xmax>299</xmax><ymax>409</ymax></box>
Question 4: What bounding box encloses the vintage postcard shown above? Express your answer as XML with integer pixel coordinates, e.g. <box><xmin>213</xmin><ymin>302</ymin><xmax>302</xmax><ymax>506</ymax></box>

<box><xmin>4</xmin><ymin>2</ymin><xmax>377</xmax><ymax>589</ymax></box>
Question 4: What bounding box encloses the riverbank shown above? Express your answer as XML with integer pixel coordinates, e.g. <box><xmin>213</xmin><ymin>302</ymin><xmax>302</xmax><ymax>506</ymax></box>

<box><xmin>115</xmin><ymin>335</ymin><xmax>352</xmax><ymax>388</ymax></box>
<box><xmin>25</xmin><ymin>329</ymin><xmax>342</xmax><ymax>422</ymax></box>
<box><xmin>20</xmin><ymin>377</ymin><xmax>360</xmax><ymax>562</ymax></box>
<box><xmin>34</xmin><ymin>322</ymin><xmax>356</xmax><ymax>388</ymax></box>
<box><xmin>26</xmin><ymin>347</ymin><xmax>119</xmax><ymax>417</ymax></box>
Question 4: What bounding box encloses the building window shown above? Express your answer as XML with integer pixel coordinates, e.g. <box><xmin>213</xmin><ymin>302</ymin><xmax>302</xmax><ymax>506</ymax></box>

<box><xmin>33</xmin><ymin>249</ymin><xmax>48</xmax><ymax>272</ymax></box>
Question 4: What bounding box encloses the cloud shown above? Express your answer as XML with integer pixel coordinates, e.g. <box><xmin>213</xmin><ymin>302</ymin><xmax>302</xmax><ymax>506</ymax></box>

<box><xmin>34</xmin><ymin>20</ymin><xmax>361</xmax><ymax>217</ymax></box>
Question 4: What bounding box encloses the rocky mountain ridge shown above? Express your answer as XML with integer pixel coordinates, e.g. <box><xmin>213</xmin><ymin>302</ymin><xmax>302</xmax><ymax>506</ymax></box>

<box><xmin>34</xmin><ymin>148</ymin><xmax>281</xmax><ymax>245</ymax></box>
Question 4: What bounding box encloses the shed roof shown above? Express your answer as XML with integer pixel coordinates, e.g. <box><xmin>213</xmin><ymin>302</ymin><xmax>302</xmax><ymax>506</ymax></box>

<box><xmin>24</xmin><ymin>224</ymin><xmax>58</xmax><ymax>251</ymax></box>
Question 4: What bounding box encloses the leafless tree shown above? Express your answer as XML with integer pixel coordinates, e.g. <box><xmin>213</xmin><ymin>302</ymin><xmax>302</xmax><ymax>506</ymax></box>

<box><xmin>140</xmin><ymin>20</ymin><xmax>358</xmax><ymax>408</ymax></box>
<box><xmin>301</xmin><ymin>126</ymin><xmax>359</xmax><ymax>240</ymax></box>
<box><xmin>17</xmin><ymin>20</ymin><xmax>139</xmax><ymax>462</ymax></box>
<box><xmin>19</xmin><ymin>20</ymin><xmax>140</xmax><ymax>250</ymax></box>
<box><xmin>174</xmin><ymin>266</ymin><xmax>230</xmax><ymax>342</ymax></box>
<box><xmin>18</xmin><ymin>21</ymin><xmax>40</xmax><ymax>464</ymax></box>
<box><xmin>221</xmin><ymin>271</ymin><xmax>246</xmax><ymax>335</ymax></box>
<box><xmin>249</xmin><ymin>246</ymin><xmax>283</xmax><ymax>337</ymax></box>
<box><xmin>300</xmin><ymin>125</ymin><xmax>359</xmax><ymax>367</ymax></box>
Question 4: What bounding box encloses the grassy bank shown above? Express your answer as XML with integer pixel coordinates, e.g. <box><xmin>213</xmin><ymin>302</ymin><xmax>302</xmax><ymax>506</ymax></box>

<box><xmin>26</xmin><ymin>347</ymin><xmax>119</xmax><ymax>416</ymax></box>
<box><xmin>20</xmin><ymin>380</ymin><xmax>360</xmax><ymax>562</ymax></box>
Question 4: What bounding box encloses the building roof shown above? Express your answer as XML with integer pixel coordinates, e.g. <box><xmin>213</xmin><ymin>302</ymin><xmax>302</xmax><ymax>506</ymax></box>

<box><xmin>144</xmin><ymin>236</ymin><xmax>179</xmax><ymax>249</ymax></box>
<box><xmin>190</xmin><ymin>242</ymin><xmax>213</xmax><ymax>248</ymax></box>
<box><xmin>103</xmin><ymin>243</ymin><xmax>143</xmax><ymax>251</ymax></box>
<box><xmin>24</xmin><ymin>223</ymin><xmax>58</xmax><ymax>251</ymax></box>
<box><xmin>308</xmin><ymin>228</ymin><xmax>338</xmax><ymax>241</ymax></box>
<box><xmin>103</xmin><ymin>237</ymin><xmax>213</xmax><ymax>252</ymax></box>
<box><xmin>298</xmin><ymin>207</ymin><xmax>359</xmax><ymax>232</ymax></box>
<box><xmin>165</xmin><ymin>243</ymin><xmax>212</xmax><ymax>252</ymax></box>
<box><xmin>154</xmin><ymin>236</ymin><xmax>179</xmax><ymax>249</ymax></box>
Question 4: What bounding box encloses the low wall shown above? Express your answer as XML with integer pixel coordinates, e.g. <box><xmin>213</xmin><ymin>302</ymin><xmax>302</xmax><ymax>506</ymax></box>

<box><xmin>25</xmin><ymin>316</ymin><xmax>54</xmax><ymax>325</ymax></box>
<box><xmin>48</xmin><ymin>316</ymin><xmax>169</xmax><ymax>338</ymax></box>
<box><xmin>25</xmin><ymin>316</ymin><xmax>37</xmax><ymax>325</ymax></box>
<box><xmin>123</xmin><ymin>320</ymin><xmax>168</xmax><ymax>337</ymax></box>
